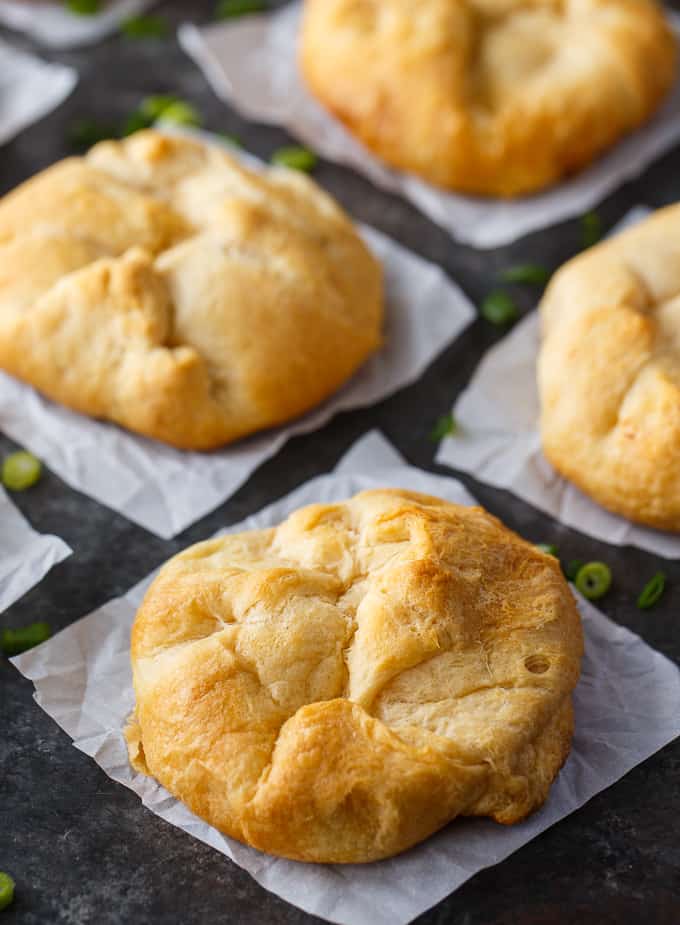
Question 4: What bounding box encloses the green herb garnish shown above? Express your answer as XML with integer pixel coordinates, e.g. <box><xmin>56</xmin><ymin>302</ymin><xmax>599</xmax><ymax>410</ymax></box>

<box><xmin>159</xmin><ymin>101</ymin><xmax>202</xmax><ymax>127</ymax></box>
<box><xmin>581</xmin><ymin>211</ymin><xmax>602</xmax><ymax>248</ymax></box>
<box><xmin>0</xmin><ymin>873</ymin><xmax>15</xmax><ymax>912</ymax></box>
<box><xmin>271</xmin><ymin>146</ymin><xmax>317</xmax><ymax>172</ymax></box>
<box><xmin>481</xmin><ymin>290</ymin><xmax>518</xmax><ymax>326</ymax></box>
<box><xmin>2</xmin><ymin>451</ymin><xmax>42</xmax><ymax>492</ymax></box>
<box><xmin>139</xmin><ymin>95</ymin><xmax>201</xmax><ymax>127</ymax></box>
<box><xmin>74</xmin><ymin>96</ymin><xmax>203</xmax><ymax>147</ymax></box>
<box><xmin>66</xmin><ymin>0</ymin><xmax>100</xmax><ymax>14</ymax></box>
<box><xmin>218</xmin><ymin>132</ymin><xmax>242</xmax><ymax>148</ymax></box>
<box><xmin>69</xmin><ymin>119</ymin><xmax>117</xmax><ymax>151</ymax></box>
<box><xmin>536</xmin><ymin>543</ymin><xmax>558</xmax><ymax>557</ymax></box>
<box><xmin>139</xmin><ymin>95</ymin><xmax>181</xmax><ymax>121</ymax></box>
<box><xmin>564</xmin><ymin>559</ymin><xmax>584</xmax><ymax>582</ymax></box>
<box><xmin>429</xmin><ymin>413</ymin><xmax>457</xmax><ymax>442</ymax></box>
<box><xmin>501</xmin><ymin>264</ymin><xmax>551</xmax><ymax>287</ymax></box>
<box><xmin>1</xmin><ymin>622</ymin><xmax>51</xmax><ymax>657</ymax></box>
<box><xmin>637</xmin><ymin>572</ymin><xmax>666</xmax><ymax>610</ymax></box>
<box><xmin>121</xmin><ymin>111</ymin><xmax>152</xmax><ymax>137</ymax></box>
<box><xmin>123</xmin><ymin>96</ymin><xmax>202</xmax><ymax>135</ymax></box>
<box><xmin>574</xmin><ymin>561</ymin><xmax>612</xmax><ymax>601</ymax></box>
<box><xmin>121</xmin><ymin>14</ymin><xmax>169</xmax><ymax>39</ymax></box>
<box><xmin>216</xmin><ymin>0</ymin><xmax>267</xmax><ymax>19</ymax></box>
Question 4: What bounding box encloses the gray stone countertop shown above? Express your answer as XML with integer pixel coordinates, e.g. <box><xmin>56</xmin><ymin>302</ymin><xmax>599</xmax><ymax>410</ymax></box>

<box><xmin>1</xmin><ymin>2</ymin><xmax>679</xmax><ymax>922</ymax></box>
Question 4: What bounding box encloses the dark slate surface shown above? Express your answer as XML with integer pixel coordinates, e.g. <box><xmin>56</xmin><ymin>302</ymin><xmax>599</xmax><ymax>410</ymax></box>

<box><xmin>2</xmin><ymin>2</ymin><xmax>680</xmax><ymax>922</ymax></box>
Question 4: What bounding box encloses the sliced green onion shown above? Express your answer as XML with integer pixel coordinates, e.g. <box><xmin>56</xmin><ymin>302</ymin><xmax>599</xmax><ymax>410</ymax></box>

<box><xmin>2</xmin><ymin>451</ymin><xmax>42</xmax><ymax>491</ymax></box>
<box><xmin>501</xmin><ymin>264</ymin><xmax>551</xmax><ymax>287</ymax></box>
<box><xmin>1</xmin><ymin>622</ymin><xmax>51</xmax><ymax>657</ymax></box>
<box><xmin>637</xmin><ymin>572</ymin><xmax>666</xmax><ymax>610</ymax></box>
<box><xmin>125</xmin><ymin>97</ymin><xmax>202</xmax><ymax>136</ymax></box>
<box><xmin>73</xmin><ymin>95</ymin><xmax>203</xmax><ymax>148</ymax></box>
<box><xmin>574</xmin><ymin>561</ymin><xmax>612</xmax><ymax>601</ymax></box>
<box><xmin>536</xmin><ymin>543</ymin><xmax>558</xmax><ymax>557</ymax></box>
<box><xmin>66</xmin><ymin>0</ymin><xmax>100</xmax><ymax>14</ymax></box>
<box><xmin>271</xmin><ymin>146</ymin><xmax>317</xmax><ymax>172</ymax></box>
<box><xmin>122</xmin><ymin>111</ymin><xmax>153</xmax><ymax>137</ymax></box>
<box><xmin>218</xmin><ymin>133</ymin><xmax>242</xmax><ymax>148</ymax></box>
<box><xmin>564</xmin><ymin>559</ymin><xmax>584</xmax><ymax>582</ymax></box>
<box><xmin>121</xmin><ymin>14</ymin><xmax>169</xmax><ymax>39</ymax></box>
<box><xmin>581</xmin><ymin>211</ymin><xmax>602</xmax><ymax>248</ymax></box>
<box><xmin>0</xmin><ymin>873</ymin><xmax>14</xmax><ymax>912</ymax></box>
<box><xmin>216</xmin><ymin>0</ymin><xmax>267</xmax><ymax>19</ymax></box>
<box><xmin>481</xmin><ymin>290</ymin><xmax>518</xmax><ymax>326</ymax></box>
<box><xmin>429</xmin><ymin>413</ymin><xmax>457</xmax><ymax>442</ymax></box>
<box><xmin>159</xmin><ymin>101</ymin><xmax>202</xmax><ymax>127</ymax></box>
<box><xmin>139</xmin><ymin>95</ymin><xmax>180</xmax><ymax>121</ymax></box>
<box><xmin>69</xmin><ymin>119</ymin><xmax>117</xmax><ymax>151</ymax></box>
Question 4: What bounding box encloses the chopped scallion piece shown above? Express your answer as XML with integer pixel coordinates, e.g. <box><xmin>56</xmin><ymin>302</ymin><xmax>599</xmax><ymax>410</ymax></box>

<box><xmin>2</xmin><ymin>451</ymin><xmax>42</xmax><ymax>492</ymax></box>
<box><xmin>429</xmin><ymin>413</ymin><xmax>457</xmax><ymax>442</ymax></box>
<box><xmin>0</xmin><ymin>873</ymin><xmax>15</xmax><ymax>912</ymax></box>
<box><xmin>481</xmin><ymin>291</ymin><xmax>518</xmax><ymax>326</ymax></box>
<box><xmin>69</xmin><ymin>119</ymin><xmax>117</xmax><ymax>151</ymax></box>
<box><xmin>574</xmin><ymin>561</ymin><xmax>612</xmax><ymax>601</ymax></box>
<box><xmin>271</xmin><ymin>146</ymin><xmax>317</xmax><ymax>172</ymax></box>
<box><xmin>1</xmin><ymin>622</ymin><xmax>51</xmax><ymax>657</ymax></box>
<box><xmin>637</xmin><ymin>572</ymin><xmax>666</xmax><ymax>610</ymax></box>
<box><xmin>216</xmin><ymin>0</ymin><xmax>267</xmax><ymax>19</ymax></box>
<box><xmin>581</xmin><ymin>211</ymin><xmax>602</xmax><ymax>248</ymax></box>
<box><xmin>122</xmin><ymin>111</ymin><xmax>152</xmax><ymax>137</ymax></box>
<box><xmin>218</xmin><ymin>133</ymin><xmax>242</xmax><ymax>148</ymax></box>
<box><xmin>536</xmin><ymin>543</ymin><xmax>558</xmax><ymax>557</ymax></box>
<box><xmin>122</xmin><ymin>97</ymin><xmax>202</xmax><ymax>136</ymax></box>
<box><xmin>137</xmin><ymin>96</ymin><xmax>201</xmax><ymax>128</ymax></box>
<box><xmin>139</xmin><ymin>95</ymin><xmax>180</xmax><ymax>121</ymax></box>
<box><xmin>564</xmin><ymin>559</ymin><xmax>584</xmax><ymax>582</ymax></box>
<box><xmin>159</xmin><ymin>101</ymin><xmax>202</xmax><ymax>127</ymax></box>
<box><xmin>501</xmin><ymin>264</ymin><xmax>551</xmax><ymax>287</ymax></box>
<box><xmin>66</xmin><ymin>0</ymin><xmax>100</xmax><ymax>14</ymax></box>
<box><xmin>121</xmin><ymin>14</ymin><xmax>169</xmax><ymax>39</ymax></box>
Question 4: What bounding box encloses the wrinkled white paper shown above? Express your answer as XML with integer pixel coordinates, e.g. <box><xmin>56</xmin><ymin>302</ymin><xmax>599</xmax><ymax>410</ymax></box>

<box><xmin>0</xmin><ymin>131</ymin><xmax>474</xmax><ymax>539</ymax></box>
<box><xmin>0</xmin><ymin>38</ymin><xmax>76</xmax><ymax>146</ymax></box>
<box><xmin>178</xmin><ymin>6</ymin><xmax>680</xmax><ymax>249</ymax></box>
<box><xmin>12</xmin><ymin>431</ymin><xmax>680</xmax><ymax>925</ymax></box>
<box><xmin>0</xmin><ymin>486</ymin><xmax>71</xmax><ymax>613</ymax></box>
<box><xmin>0</xmin><ymin>0</ymin><xmax>156</xmax><ymax>48</ymax></box>
<box><xmin>435</xmin><ymin>207</ymin><xmax>680</xmax><ymax>558</ymax></box>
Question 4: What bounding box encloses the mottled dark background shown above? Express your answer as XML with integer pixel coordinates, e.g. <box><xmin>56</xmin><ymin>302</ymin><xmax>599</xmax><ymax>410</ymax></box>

<box><xmin>2</xmin><ymin>2</ymin><xmax>680</xmax><ymax>922</ymax></box>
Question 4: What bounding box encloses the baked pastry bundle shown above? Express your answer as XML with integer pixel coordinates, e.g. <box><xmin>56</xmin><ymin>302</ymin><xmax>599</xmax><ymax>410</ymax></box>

<box><xmin>300</xmin><ymin>0</ymin><xmax>677</xmax><ymax>197</ymax></box>
<box><xmin>539</xmin><ymin>204</ymin><xmax>680</xmax><ymax>532</ymax></box>
<box><xmin>126</xmin><ymin>488</ymin><xmax>583</xmax><ymax>863</ymax></box>
<box><xmin>0</xmin><ymin>131</ymin><xmax>382</xmax><ymax>449</ymax></box>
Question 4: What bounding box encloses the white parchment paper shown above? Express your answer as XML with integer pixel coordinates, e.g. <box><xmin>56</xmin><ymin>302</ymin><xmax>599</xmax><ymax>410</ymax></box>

<box><xmin>435</xmin><ymin>207</ymin><xmax>680</xmax><ymax>558</ymax></box>
<box><xmin>0</xmin><ymin>1</ymin><xmax>156</xmax><ymax>48</ymax></box>
<box><xmin>178</xmin><ymin>5</ymin><xmax>680</xmax><ymax>249</ymax></box>
<box><xmin>0</xmin><ymin>38</ymin><xmax>76</xmax><ymax>145</ymax></box>
<box><xmin>12</xmin><ymin>431</ymin><xmax>680</xmax><ymax>925</ymax></box>
<box><xmin>0</xmin><ymin>486</ymin><xmax>71</xmax><ymax>612</ymax></box>
<box><xmin>0</xmin><ymin>129</ymin><xmax>474</xmax><ymax>539</ymax></box>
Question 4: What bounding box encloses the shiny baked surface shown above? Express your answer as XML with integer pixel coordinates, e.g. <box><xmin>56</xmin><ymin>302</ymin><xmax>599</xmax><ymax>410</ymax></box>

<box><xmin>127</xmin><ymin>488</ymin><xmax>583</xmax><ymax>863</ymax></box>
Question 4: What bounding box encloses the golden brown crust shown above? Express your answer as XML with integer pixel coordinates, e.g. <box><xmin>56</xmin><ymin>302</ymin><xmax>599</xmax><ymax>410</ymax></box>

<box><xmin>127</xmin><ymin>489</ymin><xmax>583</xmax><ymax>862</ymax></box>
<box><xmin>300</xmin><ymin>0</ymin><xmax>676</xmax><ymax>197</ymax></box>
<box><xmin>0</xmin><ymin>131</ymin><xmax>383</xmax><ymax>449</ymax></box>
<box><xmin>538</xmin><ymin>204</ymin><xmax>680</xmax><ymax>531</ymax></box>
